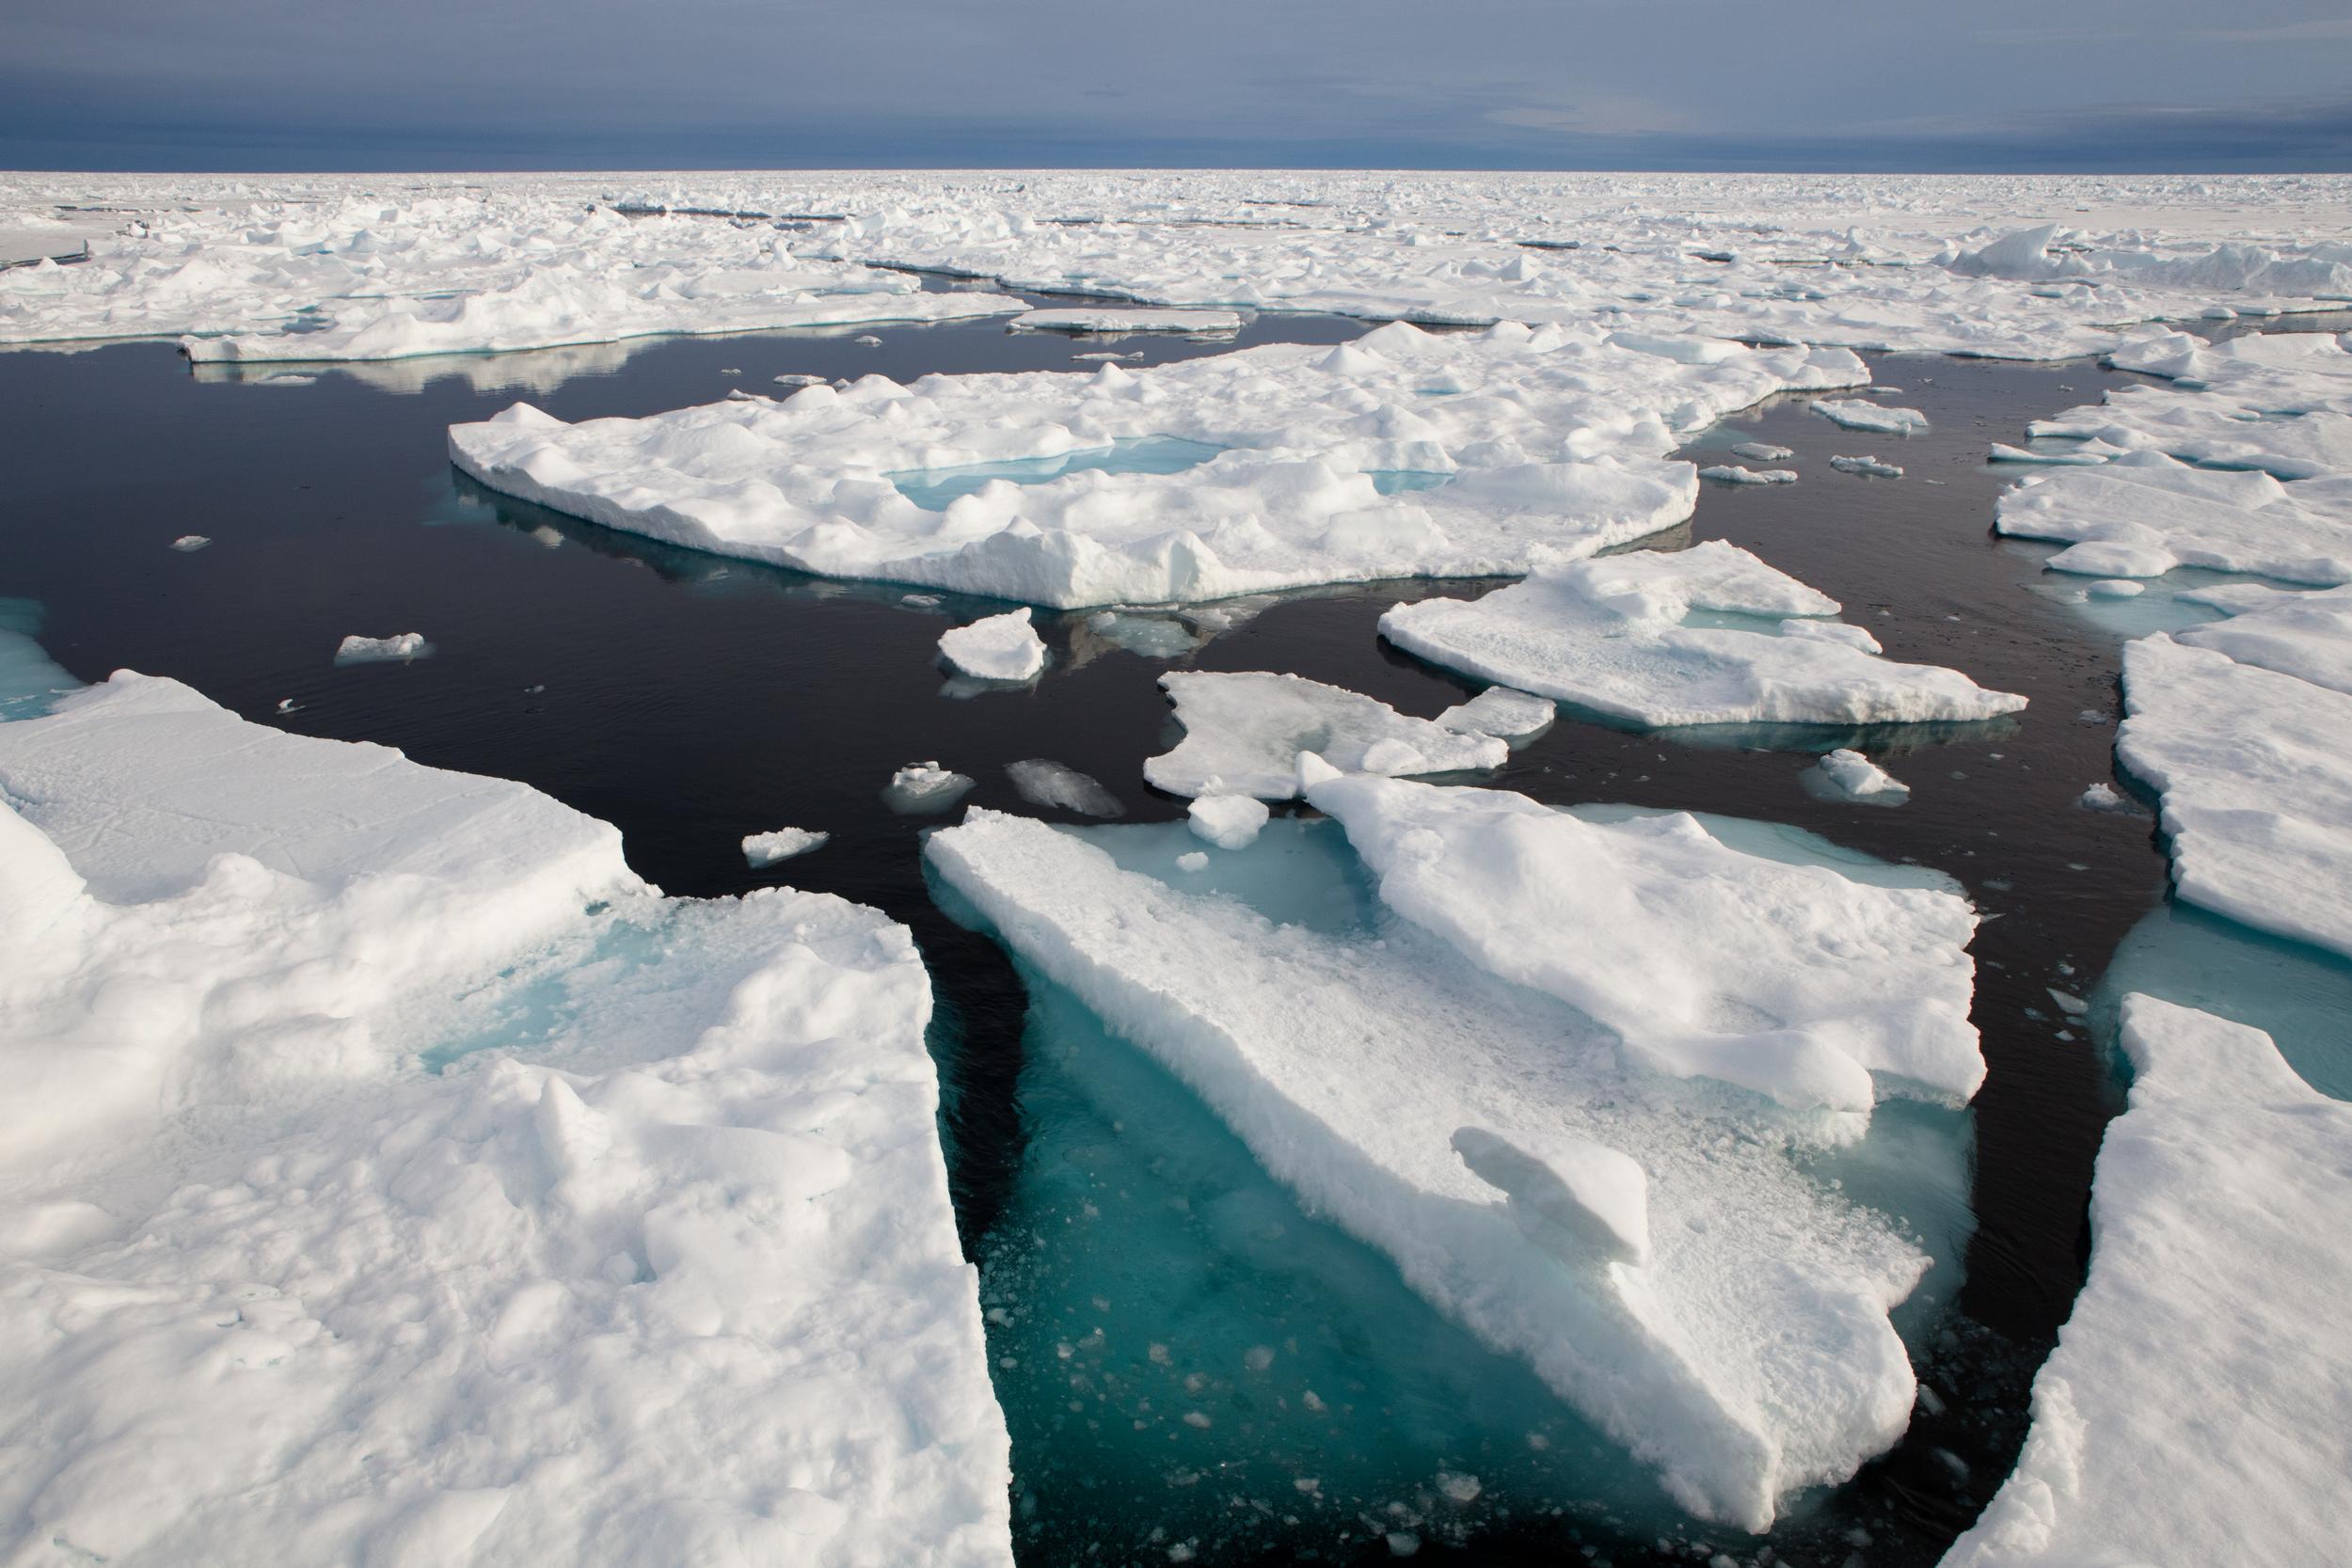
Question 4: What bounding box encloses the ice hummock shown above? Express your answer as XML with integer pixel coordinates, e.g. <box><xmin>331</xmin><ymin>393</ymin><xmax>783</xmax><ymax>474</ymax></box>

<box><xmin>1379</xmin><ymin>541</ymin><xmax>2026</xmax><ymax>730</ymax></box>
<box><xmin>0</xmin><ymin>670</ymin><xmax>1012</xmax><ymax>1567</ymax></box>
<box><xmin>927</xmin><ymin>777</ymin><xmax>1984</xmax><ymax>1532</ymax></box>
<box><xmin>1942</xmin><ymin>997</ymin><xmax>2352</xmax><ymax>1568</ymax></box>
<box><xmin>1144</xmin><ymin>671</ymin><xmax>1508</xmax><ymax>799</ymax></box>
<box><xmin>939</xmin><ymin>606</ymin><xmax>1048</xmax><ymax>681</ymax></box>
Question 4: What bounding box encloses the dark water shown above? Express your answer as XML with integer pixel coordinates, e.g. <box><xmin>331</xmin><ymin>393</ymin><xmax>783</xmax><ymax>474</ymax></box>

<box><xmin>0</xmin><ymin>311</ymin><xmax>2236</xmax><ymax>1565</ymax></box>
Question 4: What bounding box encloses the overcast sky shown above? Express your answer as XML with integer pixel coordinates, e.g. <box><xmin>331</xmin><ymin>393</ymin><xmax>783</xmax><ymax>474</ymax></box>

<box><xmin>5</xmin><ymin>0</ymin><xmax>2348</xmax><ymax>171</ymax></box>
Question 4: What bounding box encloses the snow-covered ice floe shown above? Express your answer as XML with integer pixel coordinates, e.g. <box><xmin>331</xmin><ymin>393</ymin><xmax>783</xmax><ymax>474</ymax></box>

<box><xmin>1729</xmin><ymin>442</ymin><xmax>1794</xmax><ymax>462</ymax></box>
<box><xmin>1143</xmin><ymin>671</ymin><xmax>1508</xmax><ymax>799</ymax></box>
<box><xmin>335</xmin><ymin>631</ymin><xmax>430</xmax><ymax>662</ymax></box>
<box><xmin>884</xmin><ymin>759</ymin><xmax>977</xmax><ymax>814</ymax></box>
<box><xmin>938</xmin><ymin>606</ymin><xmax>1047</xmax><ymax>681</ymax></box>
<box><xmin>1941</xmin><ymin>996</ymin><xmax>2352</xmax><ymax>1568</ymax></box>
<box><xmin>925</xmin><ymin>764</ymin><xmax>1987</xmax><ymax>1531</ymax></box>
<box><xmin>741</xmin><ymin>824</ymin><xmax>829</xmax><ymax>864</ymax></box>
<box><xmin>1434</xmin><ymin>683</ymin><xmax>1556</xmax><ymax>740</ymax></box>
<box><xmin>1009</xmin><ymin>307</ymin><xmax>1241</xmax><ymax>334</ymax></box>
<box><xmin>1811</xmin><ymin>400</ymin><xmax>1929</xmax><ymax>435</ymax></box>
<box><xmin>1697</xmin><ymin>464</ymin><xmax>1797</xmax><ymax>485</ymax></box>
<box><xmin>1809</xmin><ymin>748</ymin><xmax>1910</xmax><ymax>804</ymax></box>
<box><xmin>1829</xmin><ymin>454</ymin><xmax>1904</xmax><ymax>478</ymax></box>
<box><xmin>448</xmin><ymin>323</ymin><xmax>1867</xmax><ymax>606</ymax></box>
<box><xmin>0</xmin><ymin>669</ymin><xmax>1011</xmax><ymax>1567</ymax></box>
<box><xmin>1379</xmin><ymin>541</ymin><xmax>2026</xmax><ymax>729</ymax></box>
<box><xmin>2118</xmin><ymin>601</ymin><xmax>2352</xmax><ymax>961</ymax></box>
<box><xmin>1185</xmin><ymin>792</ymin><xmax>1270</xmax><ymax>849</ymax></box>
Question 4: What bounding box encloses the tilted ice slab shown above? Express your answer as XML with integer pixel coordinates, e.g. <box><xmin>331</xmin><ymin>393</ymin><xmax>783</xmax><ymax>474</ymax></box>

<box><xmin>449</xmin><ymin>322</ymin><xmax>1867</xmax><ymax>607</ymax></box>
<box><xmin>2118</xmin><ymin>631</ymin><xmax>2352</xmax><ymax>961</ymax></box>
<box><xmin>0</xmin><ymin>673</ymin><xmax>1011</xmax><ymax>1567</ymax></box>
<box><xmin>926</xmin><ymin>778</ymin><xmax>1986</xmax><ymax>1531</ymax></box>
<box><xmin>1144</xmin><ymin>670</ymin><xmax>1507</xmax><ymax>799</ymax></box>
<box><xmin>1995</xmin><ymin>451</ymin><xmax>2352</xmax><ymax>583</ymax></box>
<box><xmin>1942</xmin><ymin>997</ymin><xmax>2352</xmax><ymax>1568</ymax></box>
<box><xmin>1379</xmin><ymin>541</ymin><xmax>2027</xmax><ymax>728</ymax></box>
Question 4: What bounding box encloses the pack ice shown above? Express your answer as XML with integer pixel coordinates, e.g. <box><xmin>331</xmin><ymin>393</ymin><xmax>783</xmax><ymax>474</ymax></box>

<box><xmin>1379</xmin><ymin>541</ymin><xmax>2027</xmax><ymax>728</ymax></box>
<box><xmin>448</xmin><ymin>323</ymin><xmax>1867</xmax><ymax>606</ymax></box>
<box><xmin>1942</xmin><ymin>997</ymin><xmax>2352</xmax><ymax>1568</ymax></box>
<box><xmin>0</xmin><ymin>670</ymin><xmax>1011</xmax><ymax>1567</ymax></box>
<box><xmin>926</xmin><ymin>767</ymin><xmax>1987</xmax><ymax>1530</ymax></box>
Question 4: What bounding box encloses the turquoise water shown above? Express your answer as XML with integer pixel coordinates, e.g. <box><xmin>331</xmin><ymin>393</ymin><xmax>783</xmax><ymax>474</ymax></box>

<box><xmin>0</xmin><ymin>600</ymin><xmax>78</xmax><ymax>720</ymax></box>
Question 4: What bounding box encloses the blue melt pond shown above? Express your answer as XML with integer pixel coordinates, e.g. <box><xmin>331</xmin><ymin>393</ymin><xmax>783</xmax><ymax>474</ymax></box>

<box><xmin>890</xmin><ymin>436</ymin><xmax>1453</xmax><ymax>510</ymax></box>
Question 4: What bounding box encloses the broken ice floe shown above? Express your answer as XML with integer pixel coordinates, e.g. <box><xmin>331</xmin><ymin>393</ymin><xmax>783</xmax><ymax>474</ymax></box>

<box><xmin>1186</xmin><ymin>792</ymin><xmax>1270</xmax><ymax>849</ymax></box>
<box><xmin>938</xmin><ymin>606</ymin><xmax>1048</xmax><ymax>682</ymax></box>
<box><xmin>1378</xmin><ymin>541</ymin><xmax>2026</xmax><ymax>730</ymax></box>
<box><xmin>1143</xmin><ymin>671</ymin><xmax>1507</xmax><ymax>799</ymax></box>
<box><xmin>1728</xmin><ymin>441</ymin><xmax>1795</xmax><ymax>463</ymax></box>
<box><xmin>741</xmin><ymin>825</ymin><xmax>829</xmax><ymax>865</ymax></box>
<box><xmin>1434</xmin><ymin>684</ymin><xmax>1556</xmax><ymax>741</ymax></box>
<box><xmin>1809</xmin><ymin>748</ymin><xmax>1910</xmax><ymax>804</ymax></box>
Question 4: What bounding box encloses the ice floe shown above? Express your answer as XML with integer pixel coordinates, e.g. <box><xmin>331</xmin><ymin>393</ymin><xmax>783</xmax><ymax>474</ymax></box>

<box><xmin>1009</xmin><ymin>306</ymin><xmax>1241</xmax><ymax>334</ymax></box>
<box><xmin>1697</xmin><ymin>464</ymin><xmax>1797</xmax><ymax>485</ymax></box>
<box><xmin>1942</xmin><ymin>997</ymin><xmax>2352</xmax><ymax>1568</ymax></box>
<box><xmin>0</xmin><ymin>669</ymin><xmax>1011</xmax><ymax>1567</ymax></box>
<box><xmin>1812</xmin><ymin>400</ymin><xmax>1929</xmax><ymax>435</ymax></box>
<box><xmin>938</xmin><ymin>606</ymin><xmax>1048</xmax><ymax>681</ymax></box>
<box><xmin>335</xmin><ymin>631</ymin><xmax>430</xmax><ymax>662</ymax></box>
<box><xmin>925</xmin><ymin>769</ymin><xmax>1986</xmax><ymax>1530</ymax></box>
<box><xmin>1996</xmin><ymin>451</ymin><xmax>2352</xmax><ymax>583</ymax></box>
<box><xmin>1186</xmin><ymin>792</ymin><xmax>1270</xmax><ymax>849</ymax></box>
<box><xmin>1143</xmin><ymin>671</ymin><xmax>1507</xmax><ymax>799</ymax></box>
<box><xmin>741</xmin><ymin>825</ymin><xmax>829</xmax><ymax>864</ymax></box>
<box><xmin>168</xmin><ymin>533</ymin><xmax>209</xmax><ymax>550</ymax></box>
<box><xmin>1728</xmin><ymin>441</ymin><xmax>1794</xmax><ymax>463</ymax></box>
<box><xmin>1378</xmin><ymin>541</ymin><xmax>2026</xmax><ymax>729</ymax></box>
<box><xmin>1434</xmin><ymin>684</ymin><xmax>1556</xmax><ymax>740</ymax></box>
<box><xmin>448</xmin><ymin>322</ymin><xmax>1868</xmax><ymax>606</ymax></box>
<box><xmin>1829</xmin><ymin>454</ymin><xmax>1904</xmax><ymax>478</ymax></box>
<box><xmin>1812</xmin><ymin>748</ymin><xmax>1910</xmax><ymax>803</ymax></box>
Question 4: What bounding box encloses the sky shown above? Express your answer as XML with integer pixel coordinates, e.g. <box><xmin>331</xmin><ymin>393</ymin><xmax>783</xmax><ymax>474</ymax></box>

<box><xmin>4</xmin><ymin>0</ymin><xmax>2349</xmax><ymax>172</ymax></box>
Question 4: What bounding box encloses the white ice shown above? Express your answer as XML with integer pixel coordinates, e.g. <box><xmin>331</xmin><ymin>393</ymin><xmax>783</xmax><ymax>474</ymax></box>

<box><xmin>925</xmin><ymin>768</ymin><xmax>1986</xmax><ymax>1531</ymax></box>
<box><xmin>1009</xmin><ymin>307</ymin><xmax>1242</xmax><ymax>334</ymax></box>
<box><xmin>1829</xmin><ymin>455</ymin><xmax>1904</xmax><ymax>478</ymax></box>
<box><xmin>1006</xmin><ymin>758</ymin><xmax>1123</xmax><ymax>816</ymax></box>
<box><xmin>168</xmin><ymin>533</ymin><xmax>209</xmax><ymax>550</ymax></box>
<box><xmin>741</xmin><ymin>825</ymin><xmax>829</xmax><ymax>865</ymax></box>
<box><xmin>336</xmin><ymin>631</ymin><xmax>430</xmax><ymax>662</ymax></box>
<box><xmin>1996</xmin><ymin>452</ymin><xmax>2352</xmax><ymax>583</ymax></box>
<box><xmin>0</xmin><ymin>671</ymin><xmax>1011</xmax><ymax>1568</ymax></box>
<box><xmin>1697</xmin><ymin>465</ymin><xmax>1797</xmax><ymax>485</ymax></box>
<box><xmin>1811</xmin><ymin>400</ymin><xmax>1929</xmax><ymax>435</ymax></box>
<box><xmin>1434</xmin><ymin>684</ymin><xmax>1557</xmax><ymax>740</ymax></box>
<box><xmin>939</xmin><ymin>606</ymin><xmax>1048</xmax><ymax>681</ymax></box>
<box><xmin>1186</xmin><ymin>792</ymin><xmax>1271</xmax><ymax>849</ymax></box>
<box><xmin>1143</xmin><ymin>671</ymin><xmax>1507</xmax><ymax>799</ymax></box>
<box><xmin>884</xmin><ymin>759</ymin><xmax>978</xmax><ymax>814</ymax></box>
<box><xmin>1814</xmin><ymin>749</ymin><xmax>1910</xmax><ymax>802</ymax></box>
<box><xmin>447</xmin><ymin>322</ymin><xmax>1868</xmax><ymax>607</ymax></box>
<box><xmin>1378</xmin><ymin>541</ymin><xmax>2026</xmax><ymax>729</ymax></box>
<box><xmin>1942</xmin><ymin>997</ymin><xmax>2352</xmax><ymax>1568</ymax></box>
<box><xmin>1728</xmin><ymin>442</ymin><xmax>1794</xmax><ymax>462</ymax></box>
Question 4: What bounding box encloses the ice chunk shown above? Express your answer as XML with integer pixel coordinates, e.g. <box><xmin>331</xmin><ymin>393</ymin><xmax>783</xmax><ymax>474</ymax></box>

<box><xmin>335</xmin><ymin>631</ymin><xmax>430</xmax><ymax>662</ymax></box>
<box><xmin>1812</xmin><ymin>401</ymin><xmax>1929</xmax><ymax>435</ymax></box>
<box><xmin>1010</xmin><ymin>307</ymin><xmax>1242</xmax><ymax>333</ymax></box>
<box><xmin>1434</xmin><ymin>685</ymin><xmax>1555</xmax><ymax>740</ymax></box>
<box><xmin>1996</xmin><ymin>453</ymin><xmax>2352</xmax><ymax>585</ymax></box>
<box><xmin>1943</xmin><ymin>998</ymin><xmax>2352</xmax><ymax>1568</ymax></box>
<box><xmin>1379</xmin><ymin>541</ymin><xmax>2026</xmax><ymax>729</ymax></box>
<box><xmin>0</xmin><ymin>670</ymin><xmax>1011</xmax><ymax>1567</ymax></box>
<box><xmin>1144</xmin><ymin>672</ymin><xmax>1506</xmax><ymax>799</ymax></box>
<box><xmin>1728</xmin><ymin>442</ymin><xmax>1794</xmax><ymax>462</ymax></box>
<box><xmin>168</xmin><ymin>533</ymin><xmax>210</xmax><ymax>551</ymax></box>
<box><xmin>1007</xmin><ymin>759</ymin><xmax>1124</xmax><ymax>817</ymax></box>
<box><xmin>939</xmin><ymin>607</ymin><xmax>1048</xmax><ymax>681</ymax></box>
<box><xmin>926</xmin><ymin>796</ymin><xmax>1979</xmax><ymax>1531</ymax></box>
<box><xmin>1829</xmin><ymin>454</ymin><xmax>1903</xmax><ymax>478</ymax></box>
<box><xmin>1813</xmin><ymin>749</ymin><xmax>1909</xmax><ymax>803</ymax></box>
<box><xmin>1175</xmin><ymin>849</ymin><xmax>1209</xmax><ymax>871</ymax></box>
<box><xmin>1697</xmin><ymin>464</ymin><xmax>1797</xmax><ymax>485</ymax></box>
<box><xmin>2077</xmin><ymin>782</ymin><xmax>2133</xmax><ymax>813</ymax></box>
<box><xmin>884</xmin><ymin>759</ymin><xmax>977</xmax><ymax>814</ymax></box>
<box><xmin>1186</xmin><ymin>793</ymin><xmax>1270</xmax><ymax>849</ymax></box>
<box><xmin>741</xmin><ymin>826</ymin><xmax>829</xmax><ymax>865</ymax></box>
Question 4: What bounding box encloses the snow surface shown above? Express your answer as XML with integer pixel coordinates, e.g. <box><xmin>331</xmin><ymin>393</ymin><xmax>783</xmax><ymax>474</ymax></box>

<box><xmin>1941</xmin><ymin>997</ymin><xmax>2352</xmax><ymax>1568</ymax></box>
<box><xmin>1379</xmin><ymin>541</ymin><xmax>2026</xmax><ymax>729</ymax></box>
<box><xmin>926</xmin><ymin>772</ymin><xmax>1986</xmax><ymax>1531</ymax></box>
<box><xmin>741</xmin><ymin>825</ymin><xmax>829</xmax><ymax>865</ymax></box>
<box><xmin>0</xmin><ymin>671</ymin><xmax>1011</xmax><ymax>1567</ymax></box>
<box><xmin>938</xmin><ymin>607</ymin><xmax>1048</xmax><ymax>681</ymax></box>
<box><xmin>449</xmin><ymin>322</ymin><xmax>1867</xmax><ymax>607</ymax></box>
<box><xmin>1144</xmin><ymin>671</ymin><xmax>1507</xmax><ymax>799</ymax></box>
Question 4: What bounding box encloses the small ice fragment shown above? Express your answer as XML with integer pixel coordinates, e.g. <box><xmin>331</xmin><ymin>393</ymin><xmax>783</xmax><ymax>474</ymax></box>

<box><xmin>169</xmin><ymin>534</ymin><xmax>211</xmax><ymax>551</ymax></box>
<box><xmin>1188</xmin><ymin>794</ymin><xmax>1270</xmax><ymax>850</ymax></box>
<box><xmin>1073</xmin><ymin>351</ymin><xmax>1144</xmax><ymax>363</ymax></box>
<box><xmin>2078</xmin><ymin>782</ymin><xmax>2132</xmax><ymax>813</ymax></box>
<box><xmin>1244</xmin><ymin>1344</ymin><xmax>1276</xmax><ymax>1372</ymax></box>
<box><xmin>773</xmin><ymin>372</ymin><xmax>826</xmax><ymax>387</ymax></box>
<box><xmin>1176</xmin><ymin>851</ymin><xmax>1209</xmax><ymax>872</ymax></box>
<box><xmin>275</xmin><ymin>698</ymin><xmax>298</xmax><ymax>713</ymax></box>
<box><xmin>902</xmin><ymin>593</ymin><xmax>944</xmax><ymax>608</ymax></box>
<box><xmin>853</xmin><ymin>334</ymin><xmax>882</xmax><ymax>345</ymax></box>
<box><xmin>1386</xmin><ymin>1531</ymin><xmax>1421</xmax><ymax>1557</ymax></box>
<box><xmin>1698</xmin><ymin>465</ymin><xmax>1798</xmax><ymax>485</ymax></box>
<box><xmin>939</xmin><ymin>607</ymin><xmax>1048</xmax><ymax>681</ymax></box>
<box><xmin>2086</xmin><ymin>579</ymin><xmax>2146</xmax><ymax>599</ymax></box>
<box><xmin>334</xmin><ymin>633</ymin><xmax>430</xmax><ymax>663</ymax></box>
<box><xmin>1813</xmin><ymin>401</ymin><xmax>1928</xmax><ymax>435</ymax></box>
<box><xmin>1007</xmin><ymin>759</ymin><xmax>1123</xmax><ymax>817</ymax></box>
<box><xmin>742</xmin><ymin>827</ymin><xmax>829</xmax><ymax>866</ymax></box>
<box><xmin>1729</xmin><ymin>441</ymin><xmax>1794</xmax><ymax>462</ymax></box>
<box><xmin>1436</xmin><ymin>1471</ymin><xmax>1482</xmax><ymax>1504</ymax></box>
<box><xmin>718</xmin><ymin>367</ymin><xmax>742</xmax><ymax>375</ymax></box>
<box><xmin>2046</xmin><ymin>988</ymin><xmax>2089</xmax><ymax>1017</ymax></box>
<box><xmin>1814</xmin><ymin>749</ymin><xmax>1910</xmax><ymax>802</ymax></box>
<box><xmin>1830</xmin><ymin>455</ymin><xmax>1904</xmax><ymax>478</ymax></box>
<box><xmin>883</xmin><ymin>760</ymin><xmax>976</xmax><ymax>814</ymax></box>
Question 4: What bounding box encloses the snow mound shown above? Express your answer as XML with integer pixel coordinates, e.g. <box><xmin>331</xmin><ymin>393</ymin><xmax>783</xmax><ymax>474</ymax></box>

<box><xmin>926</xmin><ymin>781</ymin><xmax>1984</xmax><ymax>1532</ymax></box>
<box><xmin>741</xmin><ymin>825</ymin><xmax>829</xmax><ymax>865</ymax></box>
<box><xmin>1144</xmin><ymin>671</ymin><xmax>1507</xmax><ymax>799</ymax></box>
<box><xmin>939</xmin><ymin>606</ymin><xmax>1048</xmax><ymax>681</ymax></box>
<box><xmin>1379</xmin><ymin>541</ymin><xmax>2026</xmax><ymax>729</ymax></box>
<box><xmin>1942</xmin><ymin>997</ymin><xmax>2352</xmax><ymax>1568</ymax></box>
<box><xmin>0</xmin><ymin>671</ymin><xmax>1011</xmax><ymax>1568</ymax></box>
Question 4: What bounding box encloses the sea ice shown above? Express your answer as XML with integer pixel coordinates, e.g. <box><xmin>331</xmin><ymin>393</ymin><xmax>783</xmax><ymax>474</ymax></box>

<box><xmin>925</xmin><ymin>771</ymin><xmax>1985</xmax><ymax>1531</ymax></box>
<box><xmin>1378</xmin><ymin>541</ymin><xmax>2026</xmax><ymax>729</ymax></box>
<box><xmin>884</xmin><ymin>759</ymin><xmax>977</xmax><ymax>814</ymax></box>
<box><xmin>939</xmin><ymin>606</ymin><xmax>1048</xmax><ymax>681</ymax></box>
<box><xmin>168</xmin><ymin>533</ymin><xmax>209</xmax><ymax>550</ymax></box>
<box><xmin>1186</xmin><ymin>792</ymin><xmax>1270</xmax><ymax>849</ymax></box>
<box><xmin>741</xmin><ymin>825</ymin><xmax>829</xmax><ymax>865</ymax></box>
<box><xmin>1434</xmin><ymin>684</ymin><xmax>1556</xmax><ymax>740</ymax></box>
<box><xmin>2077</xmin><ymin>782</ymin><xmax>2134</xmax><ymax>813</ymax></box>
<box><xmin>1813</xmin><ymin>748</ymin><xmax>1910</xmax><ymax>803</ymax></box>
<box><xmin>1006</xmin><ymin>759</ymin><xmax>1124</xmax><ymax>816</ymax></box>
<box><xmin>1010</xmin><ymin>307</ymin><xmax>1242</xmax><ymax>334</ymax></box>
<box><xmin>1697</xmin><ymin>465</ymin><xmax>1797</xmax><ymax>485</ymax></box>
<box><xmin>1829</xmin><ymin>455</ymin><xmax>1903</xmax><ymax>478</ymax></box>
<box><xmin>0</xmin><ymin>670</ymin><xmax>1012</xmax><ymax>1568</ymax></box>
<box><xmin>1143</xmin><ymin>671</ymin><xmax>1507</xmax><ymax>799</ymax></box>
<box><xmin>1811</xmin><ymin>400</ymin><xmax>1929</xmax><ymax>435</ymax></box>
<box><xmin>1941</xmin><ymin>997</ymin><xmax>2352</xmax><ymax>1568</ymax></box>
<box><xmin>1995</xmin><ymin>452</ymin><xmax>2352</xmax><ymax>584</ymax></box>
<box><xmin>447</xmin><ymin>322</ymin><xmax>1869</xmax><ymax>606</ymax></box>
<box><xmin>1728</xmin><ymin>442</ymin><xmax>1794</xmax><ymax>462</ymax></box>
<box><xmin>2175</xmin><ymin>580</ymin><xmax>2352</xmax><ymax>693</ymax></box>
<box><xmin>335</xmin><ymin>631</ymin><xmax>430</xmax><ymax>662</ymax></box>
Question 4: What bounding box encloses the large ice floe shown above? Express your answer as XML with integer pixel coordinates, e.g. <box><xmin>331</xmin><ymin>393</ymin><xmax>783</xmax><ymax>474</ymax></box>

<box><xmin>926</xmin><ymin>764</ymin><xmax>1987</xmax><ymax>1531</ymax></box>
<box><xmin>1942</xmin><ymin>996</ymin><xmax>2352</xmax><ymax>1567</ymax></box>
<box><xmin>1379</xmin><ymin>540</ymin><xmax>2027</xmax><ymax>728</ymax></box>
<box><xmin>449</xmin><ymin>322</ymin><xmax>1867</xmax><ymax>606</ymax></box>
<box><xmin>0</xmin><ymin>664</ymin><xmax>1011</xmax><ymax>1566</ymax></box>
